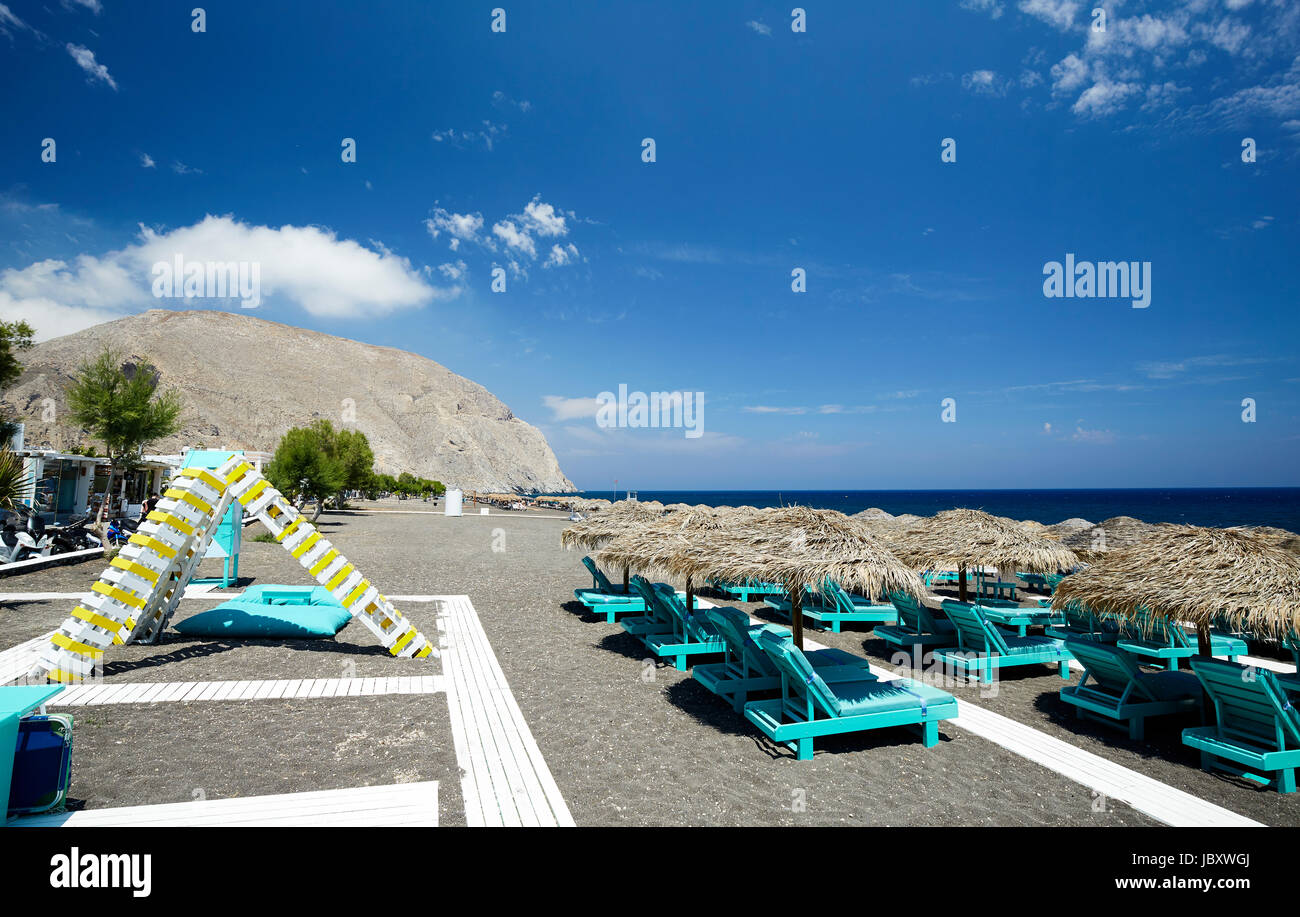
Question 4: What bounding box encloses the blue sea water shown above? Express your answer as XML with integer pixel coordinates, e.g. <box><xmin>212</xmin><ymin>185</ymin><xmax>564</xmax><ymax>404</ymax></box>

<box><xmin>553</xmin><ymin>489</ymin><xmax>1300</xmax><ymax>533</ymax></box>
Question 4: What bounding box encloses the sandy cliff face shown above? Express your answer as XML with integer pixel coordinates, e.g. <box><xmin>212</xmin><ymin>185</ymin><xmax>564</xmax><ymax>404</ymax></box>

<box><xmin>1</xmin><ymin>309</ymin><xmax>575</xmax><ymax>493</ymax></box>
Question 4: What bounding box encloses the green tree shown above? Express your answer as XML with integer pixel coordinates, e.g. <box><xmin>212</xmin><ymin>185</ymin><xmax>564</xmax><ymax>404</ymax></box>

<box><xmin>0</xmin><ymin>320</ymin><xmax>35</xmax><ymax>444</ymax></box>
<box><xmin>332</xmin><ymin>428</ymin><xmax>375</xmax><ymax>507</ymax></box>
<box><xmin>65</xmin><ymin>348</ymin><xmax>183</xmax><ymax>543</ymax></box>
<box><xmin>266</xmin><ymin>421</ymin><xmax>346</xmax><ymax>522</ymax></box>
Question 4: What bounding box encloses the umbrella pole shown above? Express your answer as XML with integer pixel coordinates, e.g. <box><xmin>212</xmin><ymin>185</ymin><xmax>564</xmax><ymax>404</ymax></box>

<box><xmin>790</xmin><ymin>587</ymin><xmax>804</xmax><ymax>651</ymax></box>
<box><xmin>1196</xmin><ymin>623</ymin><xmax>1215</xmax><ymax>724</ymax></box>
<box><xmin>1195</xmin><ymin>624</ymin><xmax>1213</xmax><ymax>657</ymax></box>
<box><xmin>623</xmin><ymin>566</ymin><xmax>629</xmax><ymax>591</ymax></box>
<box><xmin>686</xmin><ymin>576</ymin><xmax>694</xmax><ymax>614</ymax></box>
<box><xmin>958</xmin><ymin>564</ymin><xmax>968</xmax><ymax>603</ymax></box>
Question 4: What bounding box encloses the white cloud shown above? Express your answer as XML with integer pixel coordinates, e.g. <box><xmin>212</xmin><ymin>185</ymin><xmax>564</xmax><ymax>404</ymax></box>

<box><xmin>0</xmin><ymin>3</ymin><xmax>33</xmax><ymax>36</ymax></box>
<box><xmin>746</xmin><ymin>20</ymin><xmax>772</xmax><ymax>36</ymax></box>
<box><xmin>1071</xmin><ymin>425</ymin><xmax>1116</xmax><ymax>444</ymax></box>
<box><xmin>425</xmin><ymin>208</ymin><xmax>486</xmax><ymax>249</ymax></box>
<box><xmin>543</xmin><ymin>243</ymin><xmax>579</xmax><ymax>268</ymax></box>
<box><xmin>491</xmin><ymin>90</ymin><xmax>531</xmax><ymax>112</ymax></box>
<box><xmin>140</xmin><ymin>153</ymin><xmax>155</xmax><ymax>168</ymax></box>
<box><xmin>743</xmin><ymin>405</ymin><xmax>807</xmax><ymax>415</ymax></box>
<box><xmin>960</xmin><ymin>0</ymin><xmax>1004</xmax><ymax>19</ymax></box>
<box><xmin>1018</xmin><ymin>0</ymin><xmax>1079</xmax><ymax>31</ymax></box>
<box><xmin>69</xmin><ymin>0</ymin><xmax>102</xmax><ymax>12</ymax></box>
<box><xmin>0</xmin><ymin>215</ymin><xmax>447</xmax><ymax>340</ymax></box>
<box><xmin>520</xmin><ymin>197</ymin><xmax>568</xmax><ymax>237</ymax></box>
<box><xmin>1072</xmin><ymin>75</ymin><xmax>1141</xmax><ymax>116</ymax></box>
<box><xmin>492</xmin><ymin>219</ymin><xmax>536</xmax><ymax>258</ymax></box>
<box><xmin>66</xmin><ymin>43</ymin><xmax>117</xmax><ymax>90</ymax></box>
<box><xmin>172</xmin><ymin>161</ymin><xmax>202</xmax><ymax>175</ymax></box>
<box><xmin>543</xmin><ymin>395</ymin><xmax>602</xmax><ymax>422</ymax></box>
<box><xmin>962</xmin><ymin>69</ymin><xmax>1011</xmax><ymax>96</ymax></box>
<box><xmin>437</xmin><ymin>259</ymin><xmax>467</xmax><ymax>281</ymax></box>
<box><xmin>431</xmin><ymin>121</ymin><xmax>507</xmax><ymax>151</ymax></box>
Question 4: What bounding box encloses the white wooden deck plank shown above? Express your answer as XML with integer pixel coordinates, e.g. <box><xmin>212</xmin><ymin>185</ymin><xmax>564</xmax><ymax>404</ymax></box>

<box><xmin>443</xmin><ymin>597</ymin><xmax>532</xmax><ymax>827</ymax></box>
<box><xmin>46</xmin><ymin>676</ymin><xmax>444</xmax><ymax>706</ymax></box>
<box><xmin>447</xmin><ymin>595</ymin><xmax>543</xmax><ymax>827</ymax></box>
<box><xmin>437</xmin><ymin>594</ymin><xmax>573</xmax><ymax>827</ymax></box>
<box><xmin>16</xmin><ymin>782</ymin><xmax>439</xmax><ymax>828</ymax></box>
<box><xmin>454</xmin><ymin>593</ymin><xmax>569</xmax><ymax>826</ymax></box>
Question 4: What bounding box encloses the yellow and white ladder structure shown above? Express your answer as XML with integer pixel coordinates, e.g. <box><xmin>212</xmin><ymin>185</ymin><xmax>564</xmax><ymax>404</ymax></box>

<box><xmin>31</xmin><ymin>456</ymin><xmax>436</xmax><ymax>685</ymax></box>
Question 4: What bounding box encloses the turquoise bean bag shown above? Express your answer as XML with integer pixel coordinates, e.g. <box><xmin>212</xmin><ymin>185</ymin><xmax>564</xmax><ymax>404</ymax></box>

<box><xmin>173</xmin><ymin>586</ymin><xmax>352</xmax><ymax>639</ymax></box>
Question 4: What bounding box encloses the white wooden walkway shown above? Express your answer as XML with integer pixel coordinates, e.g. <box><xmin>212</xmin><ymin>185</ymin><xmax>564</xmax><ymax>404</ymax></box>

<box><xmin>48</xmin><ymin>675</ymin><xmax>445</xmax><ymax>705</ymax></box>
<box><xmin>437</xmin><ymin>594</ymin><xmax>575</xmax><ymax>826</ymax></box>
<box><xmin>17</xmin><ymin>782</ymin><xmax>438</xmax><ymax>827</ymax></box>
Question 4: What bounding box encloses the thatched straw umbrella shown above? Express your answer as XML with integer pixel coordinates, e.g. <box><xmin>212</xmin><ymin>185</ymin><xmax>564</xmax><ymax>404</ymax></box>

<box><xmin>561</xmin><ymin>500</ymin><xmax>664</xmax><ymax>589</ymax></box>
<box><xmin>1060</xmin><ymin>516</ymin><xmax>1161</xmax><ymax>561</ymax></box>
<box><xmin>599</xmin><ymin>506</ymin><xmax>923</xmax><ymax>649</ymax></box>
<box><xmin>1052</xmin><ymin>525</ymin><xmax>1300</xmax><ymax>654</ymax></box>
<box><xmin>593</xmin><ymin>505</ymin><xmax>752</xmax><ymax>614</ymax></box>
<box><xmin>887</xmin><ymin>508</ymin><xmax>1079</xmax><ymax>602</ymax></box>
<box><xmin>1247</xmin><ymin>526</ymin><xmax>1300</xmax><ymax>556</ymax></box>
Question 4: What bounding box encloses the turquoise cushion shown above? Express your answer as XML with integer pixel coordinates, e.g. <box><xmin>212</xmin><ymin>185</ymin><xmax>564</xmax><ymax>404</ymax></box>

<box><xmin>831</xmin><ymin>681</ymin><xmax>924</xmax><ymax>716</ymax></box>
<box><xmin>173</xmin><ymin>601</ymin><xmax>352</xmax><ymax>638</ymax></box>
<box><xmin>1001</xmin><ymin>635</ymin><xmax>1064</xmax><ymax>656</ymax></box>
<box><xmin>239</xmin><ymin>585</ymin><xmax>344</xmax><ymax>607</ymax></box>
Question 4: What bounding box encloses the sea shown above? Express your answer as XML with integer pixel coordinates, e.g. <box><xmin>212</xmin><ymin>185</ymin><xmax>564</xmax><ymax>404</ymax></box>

<box><xmin>548</xmin><ymin>488</ymin><xmax>1300</xmax><ymax>533</ymax></box>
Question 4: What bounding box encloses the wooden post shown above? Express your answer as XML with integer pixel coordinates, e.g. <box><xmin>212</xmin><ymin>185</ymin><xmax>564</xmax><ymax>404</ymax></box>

<box><xmin>685</xmin><ymin>576</ymin><xmax>694</xmax><ymax>614</ymax></box>
<box><xmin>790</xmin><ymin>587</ymin><xmax>804</xmax><ymax>651</ymax></box>
<box><xmin>1196</xmin><ymin>623</ymin><xmax>1214</xmax><ymax>724</ymax></box>
<box><xmin>623</xmin><ymin>566</ymin><xmax>630</xmax><ymax>591</ymax></box>
<box><xmin>958</xmin><ymin>563</ymin><xmax>968</xmax><ymax>603</ymax></box>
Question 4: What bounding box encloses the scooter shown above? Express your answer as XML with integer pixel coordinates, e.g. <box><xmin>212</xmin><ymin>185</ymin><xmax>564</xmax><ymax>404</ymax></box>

<box><xmin>0</xmin><ymin>507</ymin><xmax>55</xmax><ymax>564</ymax></box>
<box><xmin>104</xmin><ymin>515</ymin><xmax>140</xmax><ymax>547</ymax></box>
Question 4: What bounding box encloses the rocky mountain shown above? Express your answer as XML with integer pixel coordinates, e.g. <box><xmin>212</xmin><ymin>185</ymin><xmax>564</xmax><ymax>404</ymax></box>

<box><xmin>1</xmin><ymin>310</ymin><xmax>575</xmax><ymax>493</ymax></box>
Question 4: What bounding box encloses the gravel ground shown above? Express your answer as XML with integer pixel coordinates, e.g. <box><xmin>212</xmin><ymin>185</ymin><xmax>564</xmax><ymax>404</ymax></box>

<box><xmin>2</xmin><ymin>508</ymin><xmax>1291</xmax><ymax>825</ymax></box>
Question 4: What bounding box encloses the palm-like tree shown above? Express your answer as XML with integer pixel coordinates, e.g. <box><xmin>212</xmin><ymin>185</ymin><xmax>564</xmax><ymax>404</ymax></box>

<box><xmin>0</xmin><ymin>446</ymin><xmax>29</xmax><ymax>515</ymax></box>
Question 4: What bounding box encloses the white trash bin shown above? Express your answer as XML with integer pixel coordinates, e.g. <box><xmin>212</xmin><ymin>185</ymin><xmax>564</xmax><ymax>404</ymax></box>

<box><xmin>444</xmin><ymin>489</ymin><xmax>463</xmax><ymax>516</ymax></box>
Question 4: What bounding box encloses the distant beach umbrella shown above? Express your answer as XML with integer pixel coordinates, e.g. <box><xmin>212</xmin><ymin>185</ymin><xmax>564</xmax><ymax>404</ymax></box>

<box><xmin>886</xmin><ymin>508</ymin><xmax>1079</xmax><ymax>602</ymax></box>
<box><xmin>1052</xmin><ymin>525</ymin><xmax>1300</xmax><ymax>652</ymax></box>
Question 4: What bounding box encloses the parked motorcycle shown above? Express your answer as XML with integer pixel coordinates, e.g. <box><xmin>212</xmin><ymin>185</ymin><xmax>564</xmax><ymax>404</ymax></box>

<box><xmin>104</xmin><ymin>515</ymin><xmax>140</xmax><ymax>547</ymax></box>
<box><xmin>46</xmin><ymin>514</ymin><xmax>102</xmax><ymax>553</ymax></box>
<box><xmin>0</xmin><ymin>506</ymin><xmax>55</xmax><ymax>564</ymax></box>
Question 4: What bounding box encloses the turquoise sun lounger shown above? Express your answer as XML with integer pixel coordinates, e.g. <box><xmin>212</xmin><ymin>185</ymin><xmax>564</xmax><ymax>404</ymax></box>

<box><xmin>741</xmin><ymin>629</ymin><xmax>958</xmax><ymax>760</ymax></box>
<box><xmin>620</xmin><ymin>575</ymin><xmax>681</xmax><ymax>637</ymax></box>
<box><xmin>979</xmin><ymin>602</ymin><xmax>1058</xmax><ymax>637</ymax></box>
<box><xmin>1018</xmin><ymin>572</ymin><xmax>1066</xmax><ymax>595</ymax></box>
<box><xmin>574</xmin><ymin>556</ymin><xmax>653</xmax><ymax>619</ymax></box>
<box><xmin>935</xmin><ymin>601</ymin><xmax>1072</xmax><ymax>684</ymax></box>
<box><xmin>1182</xmin><ymin>657</ymin><xmax>1300</xmax><ymax>794</ymax></box>
<box><xmin>1060</xmin><ymin>638</ymin><xmax>1203</xmax><ymax>740</ymax></box>
<box><xmin>693</xmin><ymin>607</ymin><xmax>877</xmax><ymax>711</ymax></box>
<box><xmin>765</xmin><ymin>580</ymin><xmax>897</xmax><ymax>633</ymax></box>
<box><xmin>711</xmin><ymin>578</ymin><xmax>788</xmax><ymax>602</ymax></box>
<box><xmin>1115</xmin><ymin>611</ymin><xmax>1246</xmax><ymax>671</ymax></box>
<box><xmin>875</xmin><ymin>591</ymin><xmax>956</xmax><ymax>650</ymax></box>
<box><xmin>623</xmin><ymin>576</ymin><xmax>726</xmax><ymax>671</ymax></box>
<box><xmin>1046</xmin><ymin>602</ymin><xmax>1119</xmax><ymax>643</ymax></box>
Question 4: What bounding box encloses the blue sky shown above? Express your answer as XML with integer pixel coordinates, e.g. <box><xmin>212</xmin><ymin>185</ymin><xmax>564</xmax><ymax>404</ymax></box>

<box><xmin>1</xmin><ymin>0</ymin><xmax>1298</xmax><ymax>490</ymax></box>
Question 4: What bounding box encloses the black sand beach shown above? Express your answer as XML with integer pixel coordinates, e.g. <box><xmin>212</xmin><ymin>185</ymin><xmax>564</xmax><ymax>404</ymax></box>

<box><xmin>2</xmin><ymin>505</ymin><xmax>1293</xmax><ymax>826</ymax></box>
